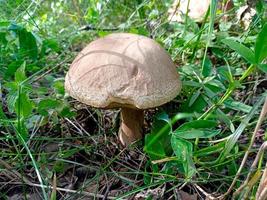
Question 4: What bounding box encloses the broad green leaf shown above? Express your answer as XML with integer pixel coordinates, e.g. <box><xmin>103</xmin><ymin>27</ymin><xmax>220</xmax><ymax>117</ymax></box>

<box><xmin>258</xmin><ymin>64</ymin><xmax>267</xmax><ymax>73</ymax></box>
<box><xmin>181</xmin><ymin>94</ymin><xmax>207</xmax><ymax>113</ymax></box>
<box><xmin>6</xmin><ymin>89</ymin><xmax>18</xmax><ymax>113</ymax></box>
<box><xmin>4</xmin><ymin>61</ymin><xmax>24</xmax><ymax>79</ymax></box>
<box><xmin>183</xmin><ymin>81</ymin><xmax>201</xmax><ymax>88</ymax></box>
<box><xmin>171</xmin><ymin>136</ymin><xmax>196</xmax><ymax>178</ymax></box>
<box><xmin>38</xmin><ymin>99</ymin><xmax>61</xmax><ymax>116</ymax></box>
<box><xmin>255</xmin><ymin>24</ymin><xmax>267</xmax><ymax>63</ymax></box>
<box><xmin>222</xmin><ymin>39</ymin><xmax>255</xmax><ymax>64</ymax></box>
<box><xmin>202</xmin><ymin>57</ymin><xmax>212</xmax><ymax>77</ymax></box>
<box><xmin>53</xmin><ymin>80</ymin><xmax>65</xmax><ymax>95</ymax></box>
<box><xmin>189</xmin><ymin>89</ymin><xmax>201</xmax><ymax>107</ymax></box>
<box><xmin>204</xmin><ymin>79</ymin><xmax>226</xmax><ymax>91</ymax></box>
<box><xmin>203</xmin><ymin>86</ymin><xmax>217</xmax><ymax>98</ymax></box>
<box><xmin>0</xmin><ymin>21</ymin><xmax>10</xmax><ymax>29</ymax></box>
<box><xmin>85</xmin><ymin>8</ymin><xmax>99</xmax><ymax>24</ymax></box>
<box><xmin>173</xmin><ymin>120</ymin><xmax>220</xmax><ymax>139</ymax></box>
<box><xmin>17</xmin><ymin>28</ymin><xmax>38</xmax><ymax>60</ymax></box>
<box><xmin>8</xmin><ymin>23</ymin><xmax>23</xmax><ymax>31</ymax></box>
<box><xmin>174</xmin><ymin>129</ymin><xmax>221</xmax><ymax>139</ymax></box>
<box><xmin>59</xmin><ymin>106</ymin><xmax>76</xmax><ymax>118</ymax></box>
<box><xmin>224</xmin><ymin>99</ymin><xmax>252</xmax><ymax>113</ymax></box>
<box><xmin>176</xmin><ymin>120</ymin><xmax>217</xmax><ymax>130</ymax></box>
<box><xmin>144</xmin><ymin>112</ymin><xmax>172</xmax><ymax>160</ymax></box>
<box><xmin>43</xmin><ymin>39</ymin><xmax>60</xmax><ymax>52</ymax></box>
<box><xmin>15</xmin><ymin>92</ymin><xmax>33</xmax><ymax>118</ymax></box>
<box><xmin>145</xmin><ymin>134</ymin><xmax>166</xmax><ymax>160</ymax></box>
<box><xmin>40</xmin><ymin>39</ymin><xmax>60</xmax><ymax>57</ymax></box>
<box><xmin>0</xmin><ymin>32</ymin><xmax>7</xmax><ymax>45</ymax></box>
<box><xmin>15</xmin><ymin>62</ymin><xmax>26</xmax><ymax>83</ymax></box>
<box><xmin>217</xmin><ymin>66</ymin><xmax>233</xmax><ymax>83</ymax></box>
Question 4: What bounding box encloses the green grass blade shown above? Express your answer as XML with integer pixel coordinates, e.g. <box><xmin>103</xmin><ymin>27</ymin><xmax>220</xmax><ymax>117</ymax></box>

<box><xmin>222</xmin><ymin>38</ymin><xmax>256</xmax><ymax>64</ymax></box>
<box><xmin>217</xmin><ymin>95</ymin><xmax>265</xmax><ymax>163</ymax></box>
<box><xmin>255</xmin><ymin>23</ymin><xmax>267</xmax><ymax>63</ymax></box>
<box><xmin>201</xmin><ymin>0</ymin><xmax>217</xmax><ymax>76</ymax></box>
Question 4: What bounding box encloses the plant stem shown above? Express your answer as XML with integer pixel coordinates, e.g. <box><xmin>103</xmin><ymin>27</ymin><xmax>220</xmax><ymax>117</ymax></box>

<box><xmin>199</xmin><ymin>64</ymin><xmax>255</xmax><ymax>121</ymax></box>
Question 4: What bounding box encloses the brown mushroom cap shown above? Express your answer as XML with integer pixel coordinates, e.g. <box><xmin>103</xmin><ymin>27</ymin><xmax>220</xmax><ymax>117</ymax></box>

<box><xmin>65</xmin><ymin>33</ymin><xmax>181</xmax><ymax>109</ymax></box>
<box><xmin>168</xmin><ymin>0</ymin><xmax>233</xmax><ymax>23</ymax></box>
<box><xmin>168</xmin><ymin>0</ymin><xmax>211</xmax><ymax>22</ymax></box>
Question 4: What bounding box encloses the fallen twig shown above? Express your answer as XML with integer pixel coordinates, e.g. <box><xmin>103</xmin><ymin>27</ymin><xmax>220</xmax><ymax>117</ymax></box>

<box><xmin>218</xmin><ymin>96</ymin><xmax>267</xmax><ymax>199</ymax></box>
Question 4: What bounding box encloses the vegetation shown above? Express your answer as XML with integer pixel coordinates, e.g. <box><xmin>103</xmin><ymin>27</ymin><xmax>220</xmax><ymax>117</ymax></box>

<box><xmin>0</xmin><ymin>0</ymin><xmax>266</xmax><ymax>199</ymax></box>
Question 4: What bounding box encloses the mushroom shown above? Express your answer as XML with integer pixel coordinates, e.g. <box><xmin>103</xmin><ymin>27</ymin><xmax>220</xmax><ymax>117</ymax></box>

<box><xmin>168</xmin><ymin>0</ymin><xmax>233</xmax><ymax>22</ymax></box>
<box><xmin>65</xmin><ymin>33</ymin><xmax>181</xmax><ymax>146</ymax></box>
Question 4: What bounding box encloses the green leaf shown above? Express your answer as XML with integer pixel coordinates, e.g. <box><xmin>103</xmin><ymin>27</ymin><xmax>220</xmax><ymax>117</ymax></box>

<box><xmin>15</xmin><ymin>62</ymin><xmax>26</xmax><ymax>83</ymax></box>
<box><xmin>17</xmin><ymin>28</ymin><xmax>38</xmax><ymax>60</ymax></box>
<box><xmin>0</xmin><ymin>21</ymin><xmax>10</xmax><ymax>29</ymax></box>
<box><xmin>40</xmin><ymin>39</ymin><xmax>60</xmax><ymax>57</ymax></box>
<box><xmin>53</xmin><ymin>80</ymin><xmax>65</xmax><ymax>96</ymax></box>
<box><xmin>53</xmin><ymin>161</ymin><xmax>65</xmax><ymax>173</ymax></box>
<box><xmin>224</xmin><ymin>99</ymin><xmax>252</xmax><ymax>113</ymax></box>
<box><xmin>182</xmin><ymin>94</ymin><xmax>207</xmax><ymax>113</ymax></box>
<box><xmin>258</xmin><ymin>64</ymin><xmax>267</xmax><ymax>73</ymax></box>
<box><xmin>189</xmin><ymin>89</ymin><xmax>201</xmax><ymax>107</ymax></box>
<box><xmin>15</xmin><ymin>92</ymin><xmax>33</xmax><ymax>118</ymax></box>
<box><xmin>222</xmin><ymin>39</ymin><xmax>255</xmax><ymax>64</ymax></box>
<box><xmin>202</xmin><ymin>57</ymin><xmax>212</xmax><ymax>77</ymax></box>
<box><xmin>204</xmin><ymin>79</ymin><xmax>226</xmax><ymax>92</ymax></box>
<box><xmin>8</xmin><ymin>23</ymin><xmax>23</xmax><ymax>31</ymax></box>
<box><xmin>174</xmin><ymin>129</ymin><xmax>221</xmax><ymax>139</ymax></box>
<box><xmin>255</xmin><ymin>24</ymin><xmax>267</xmax><ymax>63</ymax></box>
<box><xmin>17</xmin><ymin>119</ymin><xmax>29</xmax><ymax>141</ymax></box>
<box><xmin>59</xmin><ymin>106</ymin><xmax>76</xmax><ymax>118</ymax></box>
<box><xmin>171</xmin><ymin>137</ymin><xmax>196</xmax><ymax>178</ymax></box>
<box><xmin>144</xmin><ymin>113</ymin><xmax>172</xmax><ymax>160</ymax></box>
<box><xmin>4</xmin><ymin>61</ymin><xmax>24</xmax><ymax>79</ymax></box>
<box><xmin>176</xmin><ymin>120</ymin><xmax>217</xmax><ymax>130</ymax></box>
<box><xmin>173</xmin><ymin>120</ymin><xmax>220</xmax><ymax>139</ymax></box>
<box><xmin>194</xmin><ymin>142</ymin><xmax>225</xmax><ymax>157</ymax></box>
<box><xmin>43</xmin><ymin>39</ymin><xmax>60</xmax><ymax>52</ymax></box>
<box><xmin>0</xmin><ymin>32</ymin><xmax>7</xmax><ymax>45</ymax></box>
<box><xmin>38</xmin><ymin>99</ymin><xmax>61</xmax><ymax>116</ymax></box>
<box><xmin>6</xmin><ymin>86</ymin><xmax>18</xmax><ymax>113</ymax></box>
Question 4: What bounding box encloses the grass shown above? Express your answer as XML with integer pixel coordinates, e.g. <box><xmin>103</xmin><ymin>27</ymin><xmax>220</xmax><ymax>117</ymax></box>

<box><xmin>0</xmin><ymin>0</ymin><xmax>267</xmax><ymax>199</ymax></box>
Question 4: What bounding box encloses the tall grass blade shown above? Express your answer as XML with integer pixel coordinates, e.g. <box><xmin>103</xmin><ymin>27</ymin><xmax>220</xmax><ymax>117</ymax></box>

<box><xmin>218</xmin><ymin>95</ymin><xmax>265</xmax><ymax>163</ymax></box>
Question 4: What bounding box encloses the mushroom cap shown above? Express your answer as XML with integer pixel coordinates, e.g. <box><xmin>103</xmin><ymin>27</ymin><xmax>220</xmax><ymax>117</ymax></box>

<box><xmin>168</xmin><ymin>0</ymin><xmax>211</xmax><ymax>22</ymax></box>
<box><xmin>65</xmin><ymin>33</ymin><xmax>181</xmax><ymax>109</ymax></box>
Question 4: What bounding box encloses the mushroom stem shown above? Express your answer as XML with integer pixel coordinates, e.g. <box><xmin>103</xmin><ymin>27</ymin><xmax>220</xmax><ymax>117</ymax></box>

<box><xmin>119</xmin><ymin>108</ymin><xmax>144</xmax><ymax>146</ymax></box>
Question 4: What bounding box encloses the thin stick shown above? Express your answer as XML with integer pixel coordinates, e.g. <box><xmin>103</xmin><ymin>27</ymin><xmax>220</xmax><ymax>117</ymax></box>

<box><xmin>256</xmin><ymin>161</ymin><xmax>267</xmax><ymax>199</ymax></box>
<box><xmin>194</xmin><ymin>184</ymin><xmax>217</xmax><ymax>200</ymax></box>
<box><xmin>219</xmin><ymin>97</ymin><xmax>267</xmax><ymax>199</ymax></box>
<box><xmin>2</xmin><ymin>181</ymin><xmax>118</xmax><ymax>200</ymax></box>
<box><xmin>233</xmin><ymin>142</ymin><xmax>267</xmax><ymax>197</ymax></box>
